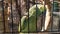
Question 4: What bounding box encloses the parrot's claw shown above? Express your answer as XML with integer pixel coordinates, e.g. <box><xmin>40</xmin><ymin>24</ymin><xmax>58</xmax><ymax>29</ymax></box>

<box><xmin>41</xmin><ymin>28</ymin><xmax>47</xmax><ymax>32</ymax></box>
<box><xmin>41</xmin><ymin>28</ymin><xmax>45</xmax><ymax>32</ymax></box>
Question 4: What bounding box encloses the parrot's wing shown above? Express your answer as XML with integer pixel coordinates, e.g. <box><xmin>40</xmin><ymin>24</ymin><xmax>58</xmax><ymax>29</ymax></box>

<box><xmin>37</xmin><ymin>4</ymin><xmax>45</xmax><ymax>12</ymax></box>
<box><xmin>21</xmin><ymin>16</ymin><xmax>27</xmax><ymax>26</ymax></box>
<box><xmin>29</xmin><ymin>4</ymin><xmax>45</xmax><ymax>17</ymax></box>
<box><xmin>18</xmin><ymin>16</ymin><xmax>27</xmax><ymax>32</ymax></box>
<box><xmin>29</xmin><ymin>5</ymin><xmax>36</xmax><ymax>17</ymax></box>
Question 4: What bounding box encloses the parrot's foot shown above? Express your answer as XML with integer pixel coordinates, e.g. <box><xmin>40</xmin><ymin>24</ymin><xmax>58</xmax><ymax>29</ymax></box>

<box><xmin>41</xmin><ymin>28</ymin><xmax>45</xmax><ymax>32</ymax></box>
<box><xmin>41</xmin><ymin>27</ymin><xmax>47</xmax><ymax>32</ymax></box>
<box><xmin>41</xmin><ymin>29</ymin><xmax>47</xmax><ymax>32</ymax></box>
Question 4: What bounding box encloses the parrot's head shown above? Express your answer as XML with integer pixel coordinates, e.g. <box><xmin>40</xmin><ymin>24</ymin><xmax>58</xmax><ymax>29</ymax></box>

<box><xmin>38</xmin><ymin>0</ymin><xmax>44</xmax><ymax>5</ymax></box>
<box><xmin>37</xmin><ymin>5</ymin><xmax>45</xmax><ymax>12</ymax></box>
<box><xmin>39</xmin><ymin>0</ymin><xmax>44</xmax><ymax>2</ymax></box>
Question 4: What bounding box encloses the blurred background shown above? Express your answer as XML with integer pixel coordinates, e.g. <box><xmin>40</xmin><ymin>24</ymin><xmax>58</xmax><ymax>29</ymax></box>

<box><xmin>0</xmin><ymin>0</ymin><xmax>60</xmax><ymax>34</ymax></box>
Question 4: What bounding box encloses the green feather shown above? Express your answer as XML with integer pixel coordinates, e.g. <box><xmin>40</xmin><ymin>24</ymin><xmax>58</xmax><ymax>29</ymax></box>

<box><xmin>19</xmin><ymin>4</ymin><xmax>46</xmax><ymax>32</ymax></box>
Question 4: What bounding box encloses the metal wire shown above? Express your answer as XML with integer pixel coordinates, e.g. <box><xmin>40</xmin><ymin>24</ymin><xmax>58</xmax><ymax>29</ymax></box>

<box><xmin>2</xmin><ymin>0</ymin><xmax>5</xmax><ymax>32</ymax></box>
<box><xmin>11</xmin><ymin>0</ymin><xmax>13</xmax><ymax>32</ymax></box>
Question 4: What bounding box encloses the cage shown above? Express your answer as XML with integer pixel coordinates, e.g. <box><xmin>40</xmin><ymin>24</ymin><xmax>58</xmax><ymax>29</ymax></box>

<box><xmin>0</xmin><ymin>0</ymin><xmax>60</xmax><ymax>34</ymax></box>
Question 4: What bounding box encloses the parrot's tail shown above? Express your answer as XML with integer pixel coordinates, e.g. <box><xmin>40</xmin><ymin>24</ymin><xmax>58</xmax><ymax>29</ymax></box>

<box><xmin>18</xmin><ymin>16</ymin><xmax>27</xmax><ymax>32</ymax></box>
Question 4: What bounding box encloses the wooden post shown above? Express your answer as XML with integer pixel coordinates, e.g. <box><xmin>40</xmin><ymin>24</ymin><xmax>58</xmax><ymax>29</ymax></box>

<box><xmin>4</xmin><ymin>3</ymin><xmax>10</xmax><ymax>32</ymax></box>
<box><xmin>44</xmin><ymin>0</ymin><xmax>52</xmax><ymax>30</ymax></box>
<box><xmin>4</xmin><ymin>0</ymin><xmax>13</xmax><ymax>32</ymax></box>
<box><xmin>58</xmin><ymin>0</ymin><xmax>60</xmax><ymax>12</ymax></box>
<box><xmin>58</xmin><ymin>0</ymin><xmax>60</xmax><ymax>31</ymax></box>
<box><xmin>45</xmin><ymin>0</ymin><xmax>51</xmax><ymax>10</ymax></box>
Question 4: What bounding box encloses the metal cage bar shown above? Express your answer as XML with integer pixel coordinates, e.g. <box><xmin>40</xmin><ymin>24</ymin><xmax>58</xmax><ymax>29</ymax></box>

<box><xmin>2</xmin><ymin>0</ymin><xmax>5</xmax><ymax>32</ymax></box>
<box><xmin>15</xmin><ymin>0</ymin><xmax>21</xmax><ymax>32</ymax></box>
<box><xmin>10</xmin><ymin>0</ymin><xmax>13</xmax><ymax>32</ymax></box>
<box><xmin>27</xmin><ymin>0</ymin><xmax>30</xmax><ymax>33</ymax></box>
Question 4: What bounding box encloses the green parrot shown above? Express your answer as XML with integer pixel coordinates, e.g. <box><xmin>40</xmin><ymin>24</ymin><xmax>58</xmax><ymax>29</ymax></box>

<box><xmin>18</xmin><ymin>4</ymin><xmax>46</xmax><ymax>33</ymax></box>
